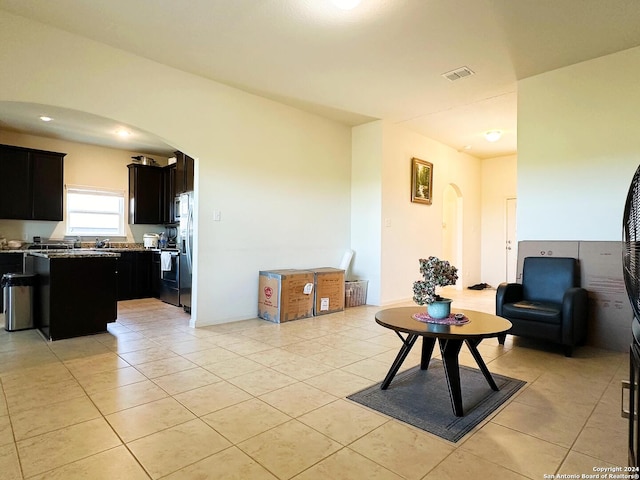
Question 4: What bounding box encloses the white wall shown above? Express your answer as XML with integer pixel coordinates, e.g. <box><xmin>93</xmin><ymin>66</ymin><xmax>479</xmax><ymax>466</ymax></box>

<box><xmin>0</xmin><ymin>11</ymin><xmax>352</xmax><ymax>326</ymax></box>
<box><xmin>351</xmin><ymin>121</ymin><xmax>383</xmax><ymax>304</ymax></box>
<box><xmin>352</xmin><ymin>120</ymin><xmax>482</xmax><ymax>306</ymax></box>
<box><xmin>381</xmin><ymin>122</ymin><xmax>482</xmax><ymax>303</ymax></box>
<box><xmin>481</xmin><ymin>154</ymin><xmax>517</xmax><ymax>287</ymax></box>
<box><xmin>442</xmin><ymin>184</ymin><xmax>461</xmax><ymax>274</ymax></box>
<box><xmin>518</xmin><ymin>46</ymin><xmax>640</xmax><ymax>241</ymax></box>
<box><xmin>202</xmin><ymin>104</ymin><xmax>352</xmax><ymax>323</ymax></box>
<box><xmin>382</xmin><ymin>124</ymin><xmax>480</xmax><ymax>303</ymax></box>
<box><xmin>0</xmin><ymin>130</ymin><xmax>168</xmax><ymax>244</ymax></box>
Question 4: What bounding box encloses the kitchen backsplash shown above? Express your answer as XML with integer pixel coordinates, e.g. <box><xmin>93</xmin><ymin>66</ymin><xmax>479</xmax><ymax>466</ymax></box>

<box><xmin>0</xmin><ymin>220</ymin><xmax>167</xmax><ymax>247</ymax></box>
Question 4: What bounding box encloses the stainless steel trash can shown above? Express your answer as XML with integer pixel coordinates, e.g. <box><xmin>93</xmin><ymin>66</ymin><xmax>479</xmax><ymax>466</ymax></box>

<box><xmin>2</xmin><ymin>273</ymin><xmax>36</xmax><ymax>331</ymax></box>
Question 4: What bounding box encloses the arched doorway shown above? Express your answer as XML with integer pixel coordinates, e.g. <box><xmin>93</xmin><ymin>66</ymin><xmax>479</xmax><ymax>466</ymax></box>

<box><xmin>0</xmin><ymin>101</ymin><xmax>197</xmax><ymax>318</ymax></box>
<box><xmin>442</xmin><ymin>183</ymin><xmax>463</xmax><ymax>289</ymax></box>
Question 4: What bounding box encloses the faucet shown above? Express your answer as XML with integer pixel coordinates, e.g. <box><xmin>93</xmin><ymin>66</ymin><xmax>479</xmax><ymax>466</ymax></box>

<box><xmin>95</xmin><ymin>238</ymin><xmax>110</xmax><ymax>248</ymax></box>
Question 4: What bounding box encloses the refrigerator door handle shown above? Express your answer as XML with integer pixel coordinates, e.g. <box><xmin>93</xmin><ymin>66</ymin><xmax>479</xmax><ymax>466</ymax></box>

<box><xmin>186</xmin><ymin>202</ymin><xmax>193</xmax><ymax>274</ymax></box>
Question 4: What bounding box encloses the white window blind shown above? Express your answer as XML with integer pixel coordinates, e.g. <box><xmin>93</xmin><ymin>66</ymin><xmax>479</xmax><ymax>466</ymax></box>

<box><xmin>65</xmin><ymin>185</ymin><xmax>125</xmax><ymax>237</ymax></box>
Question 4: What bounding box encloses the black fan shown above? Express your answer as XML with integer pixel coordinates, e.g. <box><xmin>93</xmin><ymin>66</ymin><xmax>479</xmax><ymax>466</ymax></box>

<box><xmin>623</xmin><ymin>164</ymin><xmax>640</xmax><ymax>468</ymax></box>
<box><xmin>623</xmin><ymin>164</ymin><xmax>640</xmax><ymax>324</ymax></box>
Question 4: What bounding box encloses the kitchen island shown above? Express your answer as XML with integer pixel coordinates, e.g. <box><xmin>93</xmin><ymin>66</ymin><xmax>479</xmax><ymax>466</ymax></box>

<box><xmin>27</xmin><ymin>250</ymin><xmax>119</xmax><ymax>340</ymax></box>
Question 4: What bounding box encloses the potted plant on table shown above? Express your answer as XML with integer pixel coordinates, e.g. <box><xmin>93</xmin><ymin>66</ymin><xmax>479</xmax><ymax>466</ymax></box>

<box><xmin>412</xmin><ymin>256</ymin><xmax>459</xmax><ymax>319</ymax></box>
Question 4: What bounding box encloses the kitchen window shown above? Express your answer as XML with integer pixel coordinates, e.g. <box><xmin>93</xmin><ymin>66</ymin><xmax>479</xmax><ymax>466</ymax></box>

<box><xmin>65</xmin><ymin>185</ymin><xmax>125</xmax><ymax>237</ymax></box>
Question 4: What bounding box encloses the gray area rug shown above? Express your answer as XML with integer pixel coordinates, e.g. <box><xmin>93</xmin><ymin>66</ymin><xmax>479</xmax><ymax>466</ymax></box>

<box><xmin>347</xmin><ymin>360</ymin><xmax>526</xmax><ymax>443</ymax></box>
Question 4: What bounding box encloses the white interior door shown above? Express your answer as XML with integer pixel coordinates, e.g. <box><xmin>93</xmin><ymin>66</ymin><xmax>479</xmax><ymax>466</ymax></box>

<box><xmin>506</xmin><ymin>197</ymin><xmax>517</xmax><ymax>282</ymax></box>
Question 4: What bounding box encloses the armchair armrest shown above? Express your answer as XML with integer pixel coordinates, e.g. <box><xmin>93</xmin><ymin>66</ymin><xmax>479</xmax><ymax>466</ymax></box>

<box><xmin>561</xmin><ymin>287</ymin><xmax>589</xmax><ymax>346</ymax></box>
<box><xmin>496</xmin><ymin>282</ymin><xmax>523</xmax><ymax>316</ymax></box>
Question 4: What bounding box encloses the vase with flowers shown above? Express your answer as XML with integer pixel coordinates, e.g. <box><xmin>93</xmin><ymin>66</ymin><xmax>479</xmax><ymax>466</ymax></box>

<box><xmin>412</xmin><ymin>256</ymin><xmax>459</xmax><ymax>319</ymax></box>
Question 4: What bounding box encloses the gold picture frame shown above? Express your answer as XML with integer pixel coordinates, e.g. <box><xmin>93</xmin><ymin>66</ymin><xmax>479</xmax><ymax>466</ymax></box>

<box><xmin>411</xmin><ymin>157</ymin><xmax>433</xmax><ymax>205</ymax></box>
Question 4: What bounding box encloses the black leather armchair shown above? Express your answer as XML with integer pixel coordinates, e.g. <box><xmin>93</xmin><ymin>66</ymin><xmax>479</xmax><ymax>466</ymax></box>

<box><xmin>496</xmin><ymin>256</ymin><xmax>588</xmax><ymax>357</ymax></box>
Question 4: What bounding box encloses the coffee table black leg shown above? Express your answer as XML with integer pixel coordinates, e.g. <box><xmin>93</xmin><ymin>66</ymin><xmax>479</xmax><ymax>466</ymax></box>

<box><xmin>466</xmin><ymin>339</ymin><xmax>499</xmax><ymax>391</ymax></box>
<box><xmin>439</xmin><ymin>338</ymin><xmax>464</xmax><ymax>416</ymax></box>
<box><xmin>380</xmin><ymin>333</ymin><xmax>418</xmax><ymax>390</ymax></box>
<box><xmin>421</xmin><ymin>337</ymin><xmax>436</xmax><ymax>370</ymax></box>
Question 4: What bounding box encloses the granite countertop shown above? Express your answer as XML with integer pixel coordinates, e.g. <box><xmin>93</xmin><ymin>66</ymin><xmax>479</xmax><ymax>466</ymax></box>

<box><xmin>91</xmin><ymin>247</ymin><xmax>147</xmax><ymax>252</ymax></box>
<box><xmin>28</xmin><ymin>250</ymin><xmax>121</xmax><ymax>259</ymax></box>
<box><xmin>88</xmin><ymin>242</ymin><xmax>147</xmax><ymax>251</ymax></box>
<box><xmin>0</xmin><ymin>242</ymin><xmax>177</xmax><ymax>255</ymax></box>
<box><xmin>0</xmin><ymin>242</ymin><xmax>153</xmax><ymax>254</ymax></box>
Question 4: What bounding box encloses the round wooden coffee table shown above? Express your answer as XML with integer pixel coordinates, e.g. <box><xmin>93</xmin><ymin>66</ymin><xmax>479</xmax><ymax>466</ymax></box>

<box><xmin>375</xmin><ymin>307</ymin><xmax>512</xmax><ymax>417</ymax></box>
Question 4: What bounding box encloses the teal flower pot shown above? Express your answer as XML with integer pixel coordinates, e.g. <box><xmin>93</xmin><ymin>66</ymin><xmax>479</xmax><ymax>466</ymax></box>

<box><xmin>427</xmin><ymin>298</ymin><xmax>452</xmax><ymax>319</ymax></box>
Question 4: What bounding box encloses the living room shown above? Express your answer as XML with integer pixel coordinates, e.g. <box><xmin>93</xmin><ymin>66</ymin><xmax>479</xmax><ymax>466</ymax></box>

<box><xmin>3</xmin><ymin>7</ymin><xmax>639</xmax><ymax>329</ymax></box>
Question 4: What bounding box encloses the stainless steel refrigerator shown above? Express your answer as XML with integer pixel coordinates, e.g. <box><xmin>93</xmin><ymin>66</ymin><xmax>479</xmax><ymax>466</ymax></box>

<box><xmin>178</xmin><ymin>192</ymin><xmax>193</xmax><ymax>313</ymax></box>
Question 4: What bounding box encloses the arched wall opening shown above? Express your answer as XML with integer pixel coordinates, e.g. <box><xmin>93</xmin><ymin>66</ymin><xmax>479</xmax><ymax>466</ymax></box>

<box><xmin>0</xmin><ymin>102</ymin><xmax>198</xmax><ymax>319</ymax></box>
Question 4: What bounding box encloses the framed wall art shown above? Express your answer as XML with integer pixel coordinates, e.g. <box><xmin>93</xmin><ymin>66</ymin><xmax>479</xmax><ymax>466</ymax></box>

<box><xmin>411</xmin><ymin>157</ymin><xmax>433</xmax><ymax>205</ymax></box>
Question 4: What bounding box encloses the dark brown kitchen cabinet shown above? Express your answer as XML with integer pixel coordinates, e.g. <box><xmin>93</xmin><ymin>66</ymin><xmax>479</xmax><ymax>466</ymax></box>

<box><xmin>128</xmin><ymin>164</ymin><xmax>164</xmax><ymax>224</ymax></box>
<box><xmin>136</xmin><ymin>251</ymin><xmax>153</xmax><ymax>297</ymax></box>
<box><xmin>116</xmin><ymin>252</ymin><xmax>134</xmax><ymax>300</ymax></box>
<box><xmin>29</xmin><ymin>255</ymin><xmax>117</xmax><ymax>341</ymax></box>
<box><xmin>0</xmin><ymin>147</ymin><xmax>30</xmax><ymax>219</ymax></box>
<box><xmin>174</xmin><ymin>151</ymin><xmax>194</xmax><ymax>194</ymax></box>
<box><xmin>31</xmin><ymin>151</ymin><xmax>64</xmax><ymax>220</ymax></box>
<box><xmin>116</xmin><ymin>250</ymin><xmax>153</xmax><ymax>300</ymax></box>
<box><xmin>0</xmin><ymin>144</ymin><xmax>65</xmax><ymax>221</ymax></box>
<box><xmin>151</xmin><ymin>253</ymin><xmax>161</xmax><ymax>298</ymax></box>
<box><xmin>163</xmin><ymin>164</ymin><xmax>176</xmax><ymax>224</ymax></box>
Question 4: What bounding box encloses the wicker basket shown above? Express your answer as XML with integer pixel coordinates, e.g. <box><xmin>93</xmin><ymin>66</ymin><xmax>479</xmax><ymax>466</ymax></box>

<box><xmin>345</xmin><ymin>280</ymin><xmax>368</xmax><ymax>307</ymax></box>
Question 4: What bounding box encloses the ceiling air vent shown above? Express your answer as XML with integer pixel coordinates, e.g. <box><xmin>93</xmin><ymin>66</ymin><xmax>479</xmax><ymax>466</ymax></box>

<box><xmin>442</xmin><ymin>66</ymin><xmax>475</xmax><ymax>82</ymax></box>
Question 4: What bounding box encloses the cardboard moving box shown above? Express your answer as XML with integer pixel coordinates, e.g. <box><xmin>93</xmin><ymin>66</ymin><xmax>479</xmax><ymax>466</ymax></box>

<box><xmin>310</xmin><ymin>267</ymin><xmax>345</xmax><ymax>315</ymax></box>
<box><xmin>258</xmin><ymin>270</ymin><xmax>314</xmax><ymax>323</ymax></box>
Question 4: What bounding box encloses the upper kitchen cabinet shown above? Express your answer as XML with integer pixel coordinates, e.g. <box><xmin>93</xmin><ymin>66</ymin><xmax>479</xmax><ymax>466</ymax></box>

<box><xmin>174</xmin><ymin>151</ymin><xmax>194</xmax><ymax>194</ymax></box>
<box><xmin>31</xmin><ymin>150</ymin><xmax>64</xmax><ymax>220</ymax></box>
<box><xmin>128</xmin><ymin>164</ymin><xmax>164</xmax><ymax>224</ymax></box>
<box><xmin>0</xmin><ymin>146</ymin><xmax>31</xmax><ymax>219</ymax></box>
<box><xmin>163</xmin><ymin>163</ymin><xmax>176</xmax><ymax>224</ymax></box>
<box><xmin>0</xmin><ymin>144</ymin><xmax>65</xmax><ymax>221</ymax></box>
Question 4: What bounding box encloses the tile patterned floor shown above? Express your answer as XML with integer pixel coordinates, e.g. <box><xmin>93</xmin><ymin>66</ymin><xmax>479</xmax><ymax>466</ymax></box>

<box><xmin>0</xmin><ymin>287</ymin><xmax>629</xmax><ymax>479</ymax></box>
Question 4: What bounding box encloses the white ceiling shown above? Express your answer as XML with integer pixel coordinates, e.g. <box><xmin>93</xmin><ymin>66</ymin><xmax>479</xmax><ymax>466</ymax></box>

<box><xmin>0</xmin><ymin>103</ymin><xmax>177</xmax><ymax>157</ymax></box>
<box><xmin>2</xmin><ymin>0</ymin><xmax>640</xmax><ymax>159</ymax></box>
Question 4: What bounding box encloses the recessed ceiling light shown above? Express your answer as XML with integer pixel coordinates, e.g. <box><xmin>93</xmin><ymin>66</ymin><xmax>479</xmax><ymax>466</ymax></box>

<box><xmin>116</xmin><ymin>129</ymin><xmax>131</xmax><ymax>138</ymax></box>
<box><xmin>464</xmin><ymin>145</ymin><xmax>472</xmax><ymax>150</ymax></box>
<box><xmin>331</xmin><ymin>0</ymin><xmax>361</xmax><ymax>9</ymax></box>
<box><xmin>484</xmin><ymin>130</ymin><xmax>502</xmax><ymax>142</ymax></box>
<box><xmin>39</xmin><ymin>116</ymin><xmax>53</xmax><ymax>122</ymax></box>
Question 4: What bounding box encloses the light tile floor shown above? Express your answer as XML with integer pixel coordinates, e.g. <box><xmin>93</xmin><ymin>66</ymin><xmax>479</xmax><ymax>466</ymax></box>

<box><xmin>0</xmin><ymin>287</ymin><xmax>629</xmax><ymax>479</ymax></box>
